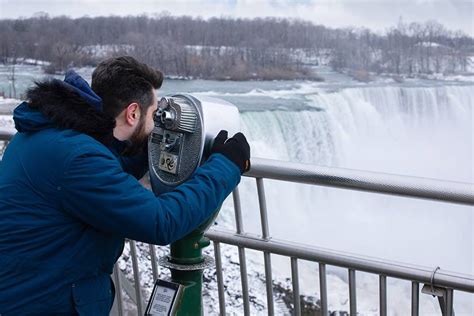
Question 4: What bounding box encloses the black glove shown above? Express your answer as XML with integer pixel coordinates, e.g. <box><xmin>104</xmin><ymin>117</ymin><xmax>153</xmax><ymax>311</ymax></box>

<box><xmin>211</xmin><ymin>130</ymin><xmax>251</xmax><ymax>174</ymax></box>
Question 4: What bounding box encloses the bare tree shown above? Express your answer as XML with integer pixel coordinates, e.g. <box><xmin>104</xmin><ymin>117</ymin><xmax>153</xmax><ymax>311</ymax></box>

<box><xmin>0</xmin><ymin>15</ymin><xmax>471</xmax><ymax>79</ymax></box>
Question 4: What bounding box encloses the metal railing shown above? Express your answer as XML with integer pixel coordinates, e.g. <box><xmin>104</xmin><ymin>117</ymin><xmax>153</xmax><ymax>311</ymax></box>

<box><xmin>0</xmin><ymin>131</ymin><xmax>12</xmax><ymax>158</ymax></box>
<box><xmin>1</xmin><ymin>130</ymin><xmax>473</xmax><ymax>315</ymax></box>
<box><xmin>206</xmin><ymin>158</ymin><xmax>473</xmax><ymax>316</ymax></box>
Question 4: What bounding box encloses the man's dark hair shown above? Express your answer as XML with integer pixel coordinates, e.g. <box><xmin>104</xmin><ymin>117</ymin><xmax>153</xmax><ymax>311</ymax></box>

<box><xmin>92</xmin><ymin>56</ymin><xmax>164</xmax><ymax>119</ymax></box>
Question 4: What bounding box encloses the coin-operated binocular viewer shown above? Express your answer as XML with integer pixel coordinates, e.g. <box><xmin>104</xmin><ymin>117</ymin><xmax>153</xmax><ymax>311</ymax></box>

<box><xmin>145</xmin><ymin>94</ymin><xmax>240</xmax><ymax>315</ymax></box>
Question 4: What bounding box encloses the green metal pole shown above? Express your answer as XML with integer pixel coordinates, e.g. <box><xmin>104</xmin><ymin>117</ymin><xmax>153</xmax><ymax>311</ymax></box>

<box><xmin>166</xmin><ymin>209</ymin><xmax>217</xmax><ymax>316</ymax></box>
<box><xmin>169</xmin><ymin>234</ymin><xmax>210</xmax><ymax>315</ymax></box>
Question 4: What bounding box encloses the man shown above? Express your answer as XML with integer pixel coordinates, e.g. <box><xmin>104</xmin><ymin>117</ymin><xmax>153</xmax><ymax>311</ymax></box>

<box><xmin>0</xmin><ymin>56</ymin><xmax>250</xmax><ymax>315</ymax></box>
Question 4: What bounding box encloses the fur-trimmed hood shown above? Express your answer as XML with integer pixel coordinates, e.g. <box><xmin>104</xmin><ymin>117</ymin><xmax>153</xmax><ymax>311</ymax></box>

<box><xmin>13</xmin><ymin>70</ymin><xmax>115</xmax><ymax>144</ymax></box>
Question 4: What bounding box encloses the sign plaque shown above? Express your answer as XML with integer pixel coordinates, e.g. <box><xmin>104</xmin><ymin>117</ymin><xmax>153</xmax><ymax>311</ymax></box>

<box><xmin>145</xmin><ymin>279</ymin><xmax>183</xmax><ymax>316</ymax></box>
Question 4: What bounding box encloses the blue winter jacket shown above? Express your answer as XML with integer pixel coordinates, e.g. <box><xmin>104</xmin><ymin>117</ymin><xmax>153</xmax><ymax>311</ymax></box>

<box><xmin>0</xmin><ymin>72</ymin><xmax>241</xmax><ymax>315</ymax></box>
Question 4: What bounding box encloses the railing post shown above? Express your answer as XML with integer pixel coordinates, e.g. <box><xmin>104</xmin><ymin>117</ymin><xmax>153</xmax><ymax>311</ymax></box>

<box><xmin>256</xmin><ymin>178</ymin><xmax>275</xmax><ymax>315</ymax></box>
<box><xmin>445</xmin><ymin>288</ymin><xmax>454</xmax><ymax>316</ymax></box>
<box><xmin>232</xmin><ymin>188</ymin><xmax>251</xmax><ymax>316</ymax></box>
<box><xmin>148</xmin><ymin>244</ymin><xmax>159</xmax><ymax>282</ymax></box>
<box><xmin>111</xmin><ymin>265</ymin><xmax>124</xmax><ymax>316</ymax></box>
<box><xmin>129</xmin><ymin>240</ymin><xmax>144</xmax><ymax>315</ymax></box>
<box><xmin>213</xmin><ymin>241</ymin><xmax>226</xmax><ymax>316</ymax></box>
<box><xmin>291</xmin><ymin>257</ymin><xmax>301</xmax><ymax>315</ymax></box>
<box><xmin>348</xmin><ymin>269</ymin><xmax>357</xmax><ymax>315</ymax></box>
<box><xmin>421</xmin><ymin>283</ymin><xmax>456</xmax><ymax>316</ymax></box>
<box><xmin>411</xmin><ymin>281</ymin><xmax>419</xmax><ymax>316</ymax></box>
<box><xmin>379</xmin><ymin>275</ymin><xmax>387</xmax><ymax>316</ymax></box>
<box><xmin>319</xmin><ymin>263</ymin><xmax>328</xmax><ymax>315</ymax></box>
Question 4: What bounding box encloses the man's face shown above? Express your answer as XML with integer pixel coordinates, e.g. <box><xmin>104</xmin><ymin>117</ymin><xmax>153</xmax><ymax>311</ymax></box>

<box><xmin>123</xmin><ymin>89</ymin><xmax>157</xmax><ymax>156</ymax></box>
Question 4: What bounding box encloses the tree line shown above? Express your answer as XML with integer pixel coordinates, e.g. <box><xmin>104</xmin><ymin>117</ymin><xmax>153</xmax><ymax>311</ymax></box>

<box><xmin>0</xmin><ymin>14</ymin><xmax>472</xmax><ymax>80</ymax></box>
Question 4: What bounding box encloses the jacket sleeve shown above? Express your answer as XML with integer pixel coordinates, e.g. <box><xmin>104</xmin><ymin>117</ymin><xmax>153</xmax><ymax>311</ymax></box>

<box><xmin>116</xmin><ymin>150</ymin><xmax>149</xmax><ymax>180</ymax></box>
<box><xmin>60</xmin><ymin>148</ymin><xmax>240</xmax><ymax>245</ymax></box>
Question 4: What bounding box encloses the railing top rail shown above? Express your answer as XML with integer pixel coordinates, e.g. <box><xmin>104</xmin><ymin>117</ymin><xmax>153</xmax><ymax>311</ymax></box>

<box><xmin>0</xmin><ymin>130</ymin><xmax>14</xmax><ymax>141</ymax></box>
<box><xmin>245</xmin><ymin>157</ymin><xmax>474</xmax><ymax>206</ymax></box>
<box><xmin>206</xmin><ymin>228</ymin><xmax>474</xmax><ymax>293</ymax></box>
<box><xmin>2</xmin><ymin>131</ymin><xmax>473</xmax><ymax>205</ymax></box>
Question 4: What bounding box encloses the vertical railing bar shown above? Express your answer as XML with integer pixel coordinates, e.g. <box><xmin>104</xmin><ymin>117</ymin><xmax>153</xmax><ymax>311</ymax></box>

<box><xmin>148</xmin><ymin>243</ymin><xmax>159</xmax><ymax>282</ymax></box>
<box><xmin>348</xmin><ymin>269</ymin><xmax>357</xmax><ymax>315</ymax></box>
<box><xmin>130</xmin><ymin>240</ymin><xmax>144</xmax><ymax>315</ymax></box>
<box><xmin>411</xmin><ymin>281</ymin><xmax>419</xmax><ymax>316</ymax></box>
<box><xmin>118</xmin><ymin>268</ymin><xmax>139</xmax><ymax>304</ymax></box>
<box><xmin>112</xmin><ymin>264</ymin><xmax>124</xmax><ymax>316</ymax></box>
<box><xmin>256</xmin><ymin>178</ymin><xmax>270</xmax><ymax>239</ymax></box>
<box><xmin>291</xmin><ymin>257</ymin><xmax>301</xmax><ymax>316</ymax></box>
<box><xmin>232</xmin><ymin>188</ymin><xmax>244</xmax><ymax>234</ymax></box>
<box><xmin>264</xmin><ymin>252</ymin><xmax>274</xmax><ymax>315</ymax></box>
<box><xmin>0</xmin><ymin>140</ymin><xmax>8</xmax><ymax>158</ymax></box>
<box><xmin>239</xmin><ymin>246</ymin><xmax>251</xmax><ymax>316</ymax></box>
<box><xmin>232</xmin><ymin>187</ymin><xmax>251</xmax><ymax>315</ymax></box>
<box><xmin>445</xmin><ymin>288</ymin><xmax>454</xmax><ymax>316</ymax></box>
<box><xmin>213</xmin><ymin>241</ymin><xmax>226</xmax><ymax>316</ymax></box>
<box><xmin>256</xmin><ymin>178</ymin><xmax>274</xmax><ymax>315</ymax></box>
<box><xmin>319</xmin><ymin>263</ymin><xmax>328</xmax><ymax>316</ymax></box>
<box><xmin>379</xmin><ymin>275</ymin><xmax>387</xmax><ymax>316</ymax></box>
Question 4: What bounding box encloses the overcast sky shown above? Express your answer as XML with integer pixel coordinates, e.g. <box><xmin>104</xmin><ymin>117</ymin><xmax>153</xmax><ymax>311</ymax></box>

<box><xmin>0</xmin><ymin>0</ymin><xmax>472</xmax><ymax>36</ymax></box>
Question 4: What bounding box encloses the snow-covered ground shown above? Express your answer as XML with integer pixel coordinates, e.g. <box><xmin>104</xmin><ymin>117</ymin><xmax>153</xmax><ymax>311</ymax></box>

<box><xmin>4</xmin><ymin>57</ymin><xmax>50</xmax><ymax>66</ymax></box>
<box><xmin>0</xmin><ymin>97</ymin><xmax>17</xmax><ymax>135</ymax></box>
<box><xmin>80</xmin><ymin>44</ymin><xmax>134</xmax><ymax>58</ymax></box>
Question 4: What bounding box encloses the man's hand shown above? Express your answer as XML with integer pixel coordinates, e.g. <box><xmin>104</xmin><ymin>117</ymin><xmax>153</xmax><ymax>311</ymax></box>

<box><xmin>211</xmin><ymin>130</ymin><xmax>251</xmax><ymax>174</ymax></box>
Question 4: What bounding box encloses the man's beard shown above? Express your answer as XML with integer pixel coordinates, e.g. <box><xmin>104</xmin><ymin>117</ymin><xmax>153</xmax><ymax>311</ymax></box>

<box><xmin>122</xmin><ymin>117</ymin><xmax>149</xmax><ymax>156</ymax></box>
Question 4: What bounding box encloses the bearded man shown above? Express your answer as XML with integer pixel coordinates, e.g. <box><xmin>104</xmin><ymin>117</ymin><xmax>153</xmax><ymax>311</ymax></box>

<box><xmin>0</xmin><ymin>56</ymin><xmax>250</xmax><ymax>315</ymax></box>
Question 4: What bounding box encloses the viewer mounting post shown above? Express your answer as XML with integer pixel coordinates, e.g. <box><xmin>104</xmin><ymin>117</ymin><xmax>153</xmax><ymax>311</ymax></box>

<box><xmin>146</xmin><ymin>94</ymin><xmax>240</xmax><ymax>315</ymax></box>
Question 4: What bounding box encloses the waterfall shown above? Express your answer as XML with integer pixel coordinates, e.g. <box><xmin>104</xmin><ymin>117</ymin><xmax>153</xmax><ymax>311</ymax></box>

<box><xmin>241</xmin><ymin>85</ymin><xmax>473</xmax><ymax>181</ymax></box>
<box><xmin>223</xmin><ymin>84</ymin><xmax>473</xmax><ymax>315</ymax></box>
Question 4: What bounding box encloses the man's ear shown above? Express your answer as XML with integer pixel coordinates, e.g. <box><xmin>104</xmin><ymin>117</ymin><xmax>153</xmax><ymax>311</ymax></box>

<box><xmin>125</xmin><ymin>103</ymin><xmax>140</xmax><ymax>126</ymax></box>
